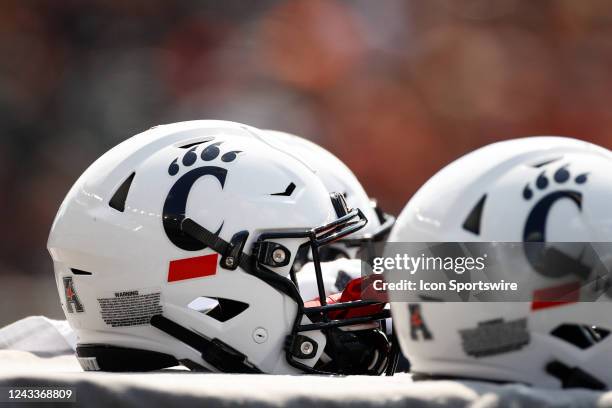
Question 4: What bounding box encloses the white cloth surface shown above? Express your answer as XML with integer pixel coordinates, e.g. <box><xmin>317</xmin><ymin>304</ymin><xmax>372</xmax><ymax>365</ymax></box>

<box><xmin>0</xmin><ymin>316</ymin><xmax>76</xmax><ymax>355</ymax></box>
<box><xmin>0</xmin><ymin>350</ymin><xmax>610</xmax><ymax>408</ymax></box>
<box><xmin>1</xmin><ymin>316</ymin><xmax>612</xmax><ymax>407</ymax></box>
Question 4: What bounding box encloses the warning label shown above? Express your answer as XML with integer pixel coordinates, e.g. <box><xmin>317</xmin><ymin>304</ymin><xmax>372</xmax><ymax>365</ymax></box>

<box><xmin>459</xmin><ymin>318</ymin><xmax>529</xmax><ymax>357</ymax></box>
<box><xmin>97</xmin><ymin>289</ymin><xmax>162</xmax><ymax>327</ymax></box>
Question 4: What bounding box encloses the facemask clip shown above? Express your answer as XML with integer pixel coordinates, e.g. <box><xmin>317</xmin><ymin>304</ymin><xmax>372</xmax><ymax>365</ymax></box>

<box><xmin>255</xmin><ymin>241</ymin><xmax>291</xmax><ymax>268</ymax></box>
<box><xmin>286</xmin><ymin>334</ymin><xmax>318</xmax><ymax>359</ymax></box>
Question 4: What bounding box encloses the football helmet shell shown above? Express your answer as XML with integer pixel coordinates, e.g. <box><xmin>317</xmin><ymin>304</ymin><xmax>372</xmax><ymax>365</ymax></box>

<box><xmin>389</xmin><ymin>136</ymin><xmax>612</xmax><ymax>389</ymax></box>
<box><xmin>49</xmin><ymin>120</ymin><xmax>394</xmax><ymax>375</ymax></box>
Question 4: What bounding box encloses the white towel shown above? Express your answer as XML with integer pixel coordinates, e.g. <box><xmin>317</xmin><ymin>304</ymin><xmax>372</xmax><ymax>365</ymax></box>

<box><xmin>0</xmin><ymin>316</ymin><xmax>76</xmax><ymax>356</ymax></box>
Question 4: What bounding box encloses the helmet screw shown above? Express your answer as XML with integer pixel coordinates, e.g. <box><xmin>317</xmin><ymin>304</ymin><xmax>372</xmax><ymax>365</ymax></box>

<box><xmin>272</xmin><ymin>248</ymin><xmax>286</xmax><ymax>264</ymax></box>
<box><xmin>253</xmin><ymin>327</ymin><xmax>268</xmax><ymax>344</ymax></box>
<box><xmin>300</xmin><ymin>341</ymin><xmax>314</xmax><ymax>356</ymax></box>
<box><xmin>225</xmin><ymin>257</ymin><xmax>234</xmax><ymax>267</ymax></box>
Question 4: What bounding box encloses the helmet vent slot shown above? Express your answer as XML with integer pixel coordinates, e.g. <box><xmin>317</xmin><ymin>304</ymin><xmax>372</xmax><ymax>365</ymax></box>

<box><xmin>271</xmin><ymin>182</ymin><xmax>296</xmax><ymax>197</ymax></box>
<box><xmin>71</xmin><ymin>268</ymin><xmax>93</xmax><ymax>276</ymax></box>
<box><xmin>550</xmin><ymin>323</ymin><xmax>610</xmax><ymax>349</ymax></box>
<box><xmin>187</xmin><ymin>297</ymin><xmax>249</xmax><ymax>322</ymax></box>
<box><xmin>109</xmin><ymin>172</ymin><xmax>135</xmax><ymax>212</ymax></box>
<box><xmin>177</xmin><ymin>137</ymin><xmax>215</xmax><ymax>149</ymax></box>
<box><xmin>462</xmin><ymin>194</ymin><xmax>486</xmax><ymax>235</ymax></box>
<box><xmin>531</xmin><ymin>156</ymin><xmax>563</xmax><ymax>168</ymax></box>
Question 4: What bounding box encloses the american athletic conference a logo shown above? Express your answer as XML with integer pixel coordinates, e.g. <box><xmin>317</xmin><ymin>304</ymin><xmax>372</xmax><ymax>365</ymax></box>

<box><xmin>162</xmin><ymin>139</ymin><xmax>241</xmax><ymax>251</ymax></box>
<box><xmin>63</xmin><ymin>276</ymin><xmax>84</xmax><ymax>313</ymax></box>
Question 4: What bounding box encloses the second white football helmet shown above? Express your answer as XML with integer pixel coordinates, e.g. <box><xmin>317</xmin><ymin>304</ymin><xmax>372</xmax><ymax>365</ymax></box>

<box><xmin>389</xmin><ymin>137</ymin><xmax>612</xmax><ymax>389</ymax></box>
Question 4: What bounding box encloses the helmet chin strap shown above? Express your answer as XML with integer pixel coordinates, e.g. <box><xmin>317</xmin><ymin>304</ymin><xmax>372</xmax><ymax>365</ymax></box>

<box><xmin>180</xmin><ymin>218</ymin><xmax>300</xmax><ymax>296</ymax></box>
<box><xmin>150</xmin><ymin>218</ymin><xmax>299</xmax><ymax>373</ymax></box>
<box><xmin>546</xmin><ymin>360</ymin><xmax>606</xmax><ymax>390</ymax></box>
<box><xmin>150</xmin><ymin>314</ymin><xmax>262</xmax><ymax>373</ymax></box>
<box><xmin>180</xmin><ymin>218</ymin><xmax>253</xmax><ymax>272</ymax></box>
<box><xmin>156</xmin><ymin>217</ymin><xmax>319</xmax><ymax>373</ymax></box>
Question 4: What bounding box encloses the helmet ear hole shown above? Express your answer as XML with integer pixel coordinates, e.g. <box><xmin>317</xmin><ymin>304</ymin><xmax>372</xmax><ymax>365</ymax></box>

<box><xmin>187</xmin><ymin>297</ymin><xmax>249</xmax><ymax>322</ymax></box>
<box><xmin>550</xmin><ymin>324</ymin><xmax>610</xmax><ymax>349</ymax></box>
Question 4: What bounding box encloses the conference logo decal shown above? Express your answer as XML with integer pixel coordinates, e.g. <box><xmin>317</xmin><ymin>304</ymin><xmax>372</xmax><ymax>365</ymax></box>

<box><xmin>63</xmin><ymin>276</ymin><xmax>84</xmax><ymax>313</ymax></box>
<box><xmin>409</xmin><ymin>304</ymin><xmax>433</xmax><ymax>341</ymax></box>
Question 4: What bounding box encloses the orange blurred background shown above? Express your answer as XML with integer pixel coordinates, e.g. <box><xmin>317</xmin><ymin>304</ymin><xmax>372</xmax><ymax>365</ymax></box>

<box><xmin>2</xmin><ymin>0</ymin><xmax>612</xmax><ymax>324</ymax></box>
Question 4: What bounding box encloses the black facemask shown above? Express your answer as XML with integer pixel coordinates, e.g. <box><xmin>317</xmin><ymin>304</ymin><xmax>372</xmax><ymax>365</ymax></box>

<box><xmin>151</xmin><ymin>193</ymin><xmax>399</xmax><ymax>375</ymax></box>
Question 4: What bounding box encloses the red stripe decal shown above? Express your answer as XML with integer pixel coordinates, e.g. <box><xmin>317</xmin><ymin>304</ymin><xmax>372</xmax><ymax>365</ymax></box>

<box><xmin>531</xmin><ymin>281</ymin><xmax>581</xmax><ymax>311</ymax></box>
<box><xmin>168</xmin><ymin>254</ymin><xmax>219</xmax><ymax>282</ymax></box>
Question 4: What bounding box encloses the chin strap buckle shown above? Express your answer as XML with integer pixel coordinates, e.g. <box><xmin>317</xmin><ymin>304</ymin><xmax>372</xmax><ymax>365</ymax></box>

<box><xmin>220</xmin><ymin>231</ymin><xmax>249</xmax><ymax>270</ymax></box>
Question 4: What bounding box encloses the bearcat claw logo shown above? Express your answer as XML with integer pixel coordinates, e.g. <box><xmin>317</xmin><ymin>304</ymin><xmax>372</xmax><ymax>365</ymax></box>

<box><xmin>522</xmin><ymin>164</ymin><xmax>588</xmax><ymax>243</ymax></box>
<box><xmin>521</xmin><ymin>163</ymin><xmax>591</xmax><ymax>279</ymax></box>
<box><xmin>461</xmin><ymin>160</ymin><xmax>598</xmax><ymax>305</ymax></box>
<box><xmin>162</xmin><ymin>139</ymin><xmax>241</xmax><ymax>251</ymax></box>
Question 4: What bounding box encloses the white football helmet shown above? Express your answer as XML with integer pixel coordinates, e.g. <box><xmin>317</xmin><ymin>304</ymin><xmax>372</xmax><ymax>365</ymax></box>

<box><xmin>48</xmin><ymin>120</ymin><xmax>395</xmax><ymax>375</ymax></box>
<box><xmin>258</xmin><ymin>130</ymin><xmax>395</xmax><ymax>265</ymax></box>
<box><xmin>389</xmin><ymin>136</ymin><xmax>612</xmax><ymax>389</ymax></box>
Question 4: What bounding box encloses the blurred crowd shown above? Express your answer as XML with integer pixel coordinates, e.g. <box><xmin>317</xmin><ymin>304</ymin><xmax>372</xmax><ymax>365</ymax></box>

<box><xmin>2</xmin><ymin>0</ymin><xmax>612</xmax><ymax>323</ymax></box>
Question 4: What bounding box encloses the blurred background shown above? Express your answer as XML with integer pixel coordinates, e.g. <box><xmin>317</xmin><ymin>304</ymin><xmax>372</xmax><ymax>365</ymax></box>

<box><xmin>2</xmin><ymin>0</ymin><xmax>612</xmax><ymax>325</ymax></box>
